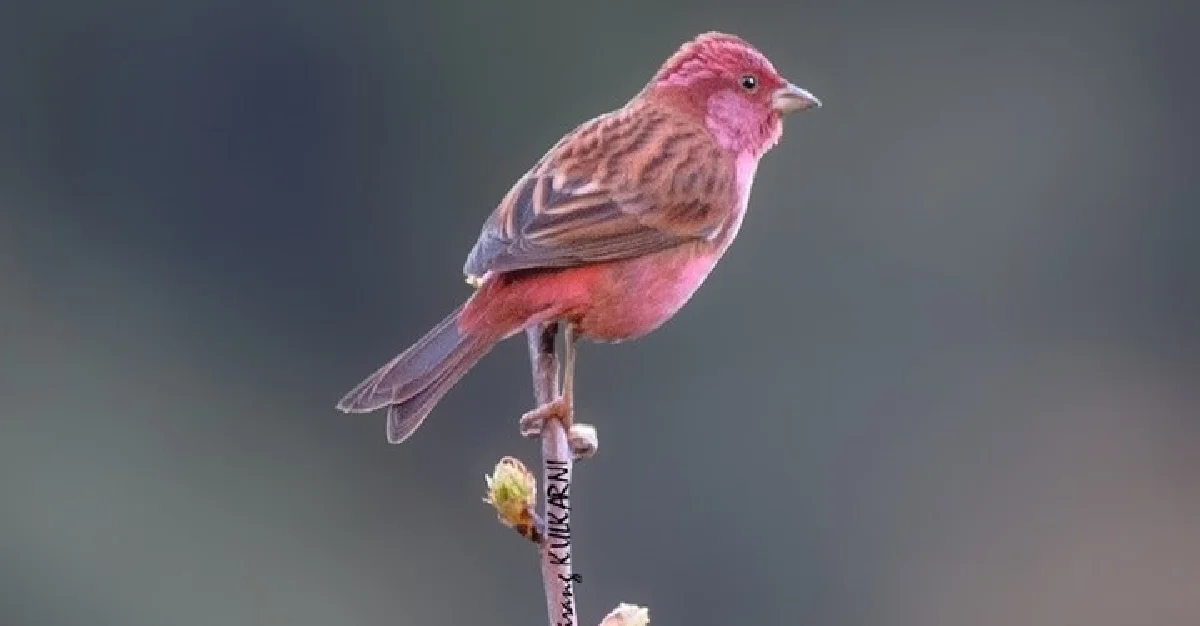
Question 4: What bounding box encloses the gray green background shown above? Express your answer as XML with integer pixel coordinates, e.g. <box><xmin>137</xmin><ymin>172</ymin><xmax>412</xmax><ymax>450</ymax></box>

<box><xmin>2</xmin><ymin>0</ymin><xmax>1197</xmax><ymax>624</ymax></box>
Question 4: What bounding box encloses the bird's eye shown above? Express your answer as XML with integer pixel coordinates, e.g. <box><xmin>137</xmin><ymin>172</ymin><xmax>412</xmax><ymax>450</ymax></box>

<box><xmin>739</xmin><ymin>75</ymin><xmax>758</xmax><ymax>91</ymax></box>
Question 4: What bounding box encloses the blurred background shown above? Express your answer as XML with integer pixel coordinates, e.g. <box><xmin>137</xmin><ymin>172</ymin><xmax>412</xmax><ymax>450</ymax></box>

<box><xmin>2</xmin><ymin>0</ymin><xmax>1198</xmax><ymax>624</ymax></box>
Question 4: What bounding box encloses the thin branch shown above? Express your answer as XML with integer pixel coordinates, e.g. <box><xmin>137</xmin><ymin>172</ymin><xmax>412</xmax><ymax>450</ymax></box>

<box><xmin>484</xmin><ymin>324</ymin><xmax>645</xmax><ymax>626</ymax></box>
<box><xmin>526</xmin><ymin>323</ymin><xmax>581</xmax><ymax>626</ymax></box>
<box><xmin>483</xmin><ymin>456</ymin><xmax>649</xmax><ymax>626</ymax></box>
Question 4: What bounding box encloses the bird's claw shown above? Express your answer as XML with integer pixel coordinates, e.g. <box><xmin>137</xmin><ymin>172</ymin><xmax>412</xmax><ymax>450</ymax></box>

<box><xmin>519</xmin><ymin>399</ymin><xmax>596</xmax><ymax>460</ymax></box>
<box><xmin>519</xmin><ymin>397</ymin><xmax>572</xmax><ymax>439</ymax></box>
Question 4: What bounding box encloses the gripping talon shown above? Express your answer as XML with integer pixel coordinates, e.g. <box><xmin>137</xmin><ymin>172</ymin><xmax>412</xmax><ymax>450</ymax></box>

<box><xmin>519</xmin><ymin>397</ymin><xmax>571</xmax><ymax>438</ymax></box>
<box><xmin>519</xmin><ymin>411</ymin><xmax>545</xmax><ymax>439</ymax></box>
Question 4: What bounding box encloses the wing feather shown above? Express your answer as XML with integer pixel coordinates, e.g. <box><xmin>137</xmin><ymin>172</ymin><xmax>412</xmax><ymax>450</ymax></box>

<box><xmin>463</xmin><ymin>103</ymin><xmax>735</xmax><ymax>280</ymax></box>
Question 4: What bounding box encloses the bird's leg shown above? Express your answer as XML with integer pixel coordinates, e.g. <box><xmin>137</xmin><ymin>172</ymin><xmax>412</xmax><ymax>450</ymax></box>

<box><xmin>520</xmin><ymin>323</ymin><xmax>595</xmax><ymax>457</ymax></box>
<box><xmin>560</xmin><ymin>322</ymin><xmax>579</xmax><ymax>416</ymax></box>
<box><xmin>519</xmin><ymin>323</ymin><xmax>575</xmax><ymax>436</ymax></box>
<box><xmin>520</xmin><ymin>323</ymin><xmax>565</xmax><ymax>439</ymax></box>
<box><xmin>559</xmin><ymin>323</ymin><xmax>597</xmax><ymax>457</ymax></box>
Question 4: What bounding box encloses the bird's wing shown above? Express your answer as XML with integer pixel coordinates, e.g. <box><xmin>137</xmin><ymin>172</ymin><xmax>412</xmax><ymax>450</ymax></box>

<box><xmin>463</xmin><ymin>106</ymin><xmax>735</xmax><ymax>280</ymax></box>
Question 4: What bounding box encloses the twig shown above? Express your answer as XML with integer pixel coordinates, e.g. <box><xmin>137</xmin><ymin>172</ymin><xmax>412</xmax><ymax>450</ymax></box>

<box><xmin>526</xmin><ymin>323</ymin><xmax>580</xmax><ymax>626</ymax></box>
<box><xmin>482</xmin><ymin>323</ymin><xmax>647</xmax><ymax>626</ymax></box>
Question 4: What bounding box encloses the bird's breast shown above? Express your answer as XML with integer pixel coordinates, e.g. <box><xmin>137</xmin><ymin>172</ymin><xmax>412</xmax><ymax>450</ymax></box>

<box><xmin>713</xmin><ymin>151</ymin><xmax>759</xmax><ymax>249</ymax></box>
<box><xmin>571</xmin><ymin>152</ymin><xmax>760</xmax><ymax>342</ymax></box>
<box><xmin>569</xmin><ymin>242</ymin><xmax>722</xmax><ymax>342</ymax></box>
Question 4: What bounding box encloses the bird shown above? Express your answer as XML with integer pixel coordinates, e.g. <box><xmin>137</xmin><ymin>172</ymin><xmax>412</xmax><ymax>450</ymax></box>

<box><xmin>337</xmin><ymin>31</ymin><xmax>821</xmax><ymax>444</ymax></box>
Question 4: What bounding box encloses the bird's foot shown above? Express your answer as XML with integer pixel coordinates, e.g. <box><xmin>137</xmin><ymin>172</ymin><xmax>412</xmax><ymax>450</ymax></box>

<box><xmin>519</xmin><ymin>397</ymin><xmax>571</xmax><ymax>437</ymax></box>
<box><xmin>519</xmin><ymin>398</ymin><xmax>597</xmax><ymax>459</ymax></box>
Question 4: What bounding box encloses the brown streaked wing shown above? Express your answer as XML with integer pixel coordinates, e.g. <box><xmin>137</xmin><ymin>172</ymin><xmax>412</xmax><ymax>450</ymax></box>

<box><xmin>462</xmin><ymin>105</ymin><xmax>731</xmax><ymax>279</ymax></box>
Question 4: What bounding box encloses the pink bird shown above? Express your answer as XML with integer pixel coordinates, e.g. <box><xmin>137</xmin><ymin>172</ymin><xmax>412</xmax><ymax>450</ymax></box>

<box><xmin>338</xmin><ymin>31</ymin><xmax>821</xmax><ymax>443</ymax></box>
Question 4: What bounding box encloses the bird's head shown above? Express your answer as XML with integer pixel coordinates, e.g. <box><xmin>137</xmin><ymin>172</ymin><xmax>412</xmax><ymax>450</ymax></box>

<box><xmin>645</xmin><ymin>32</ymin><xmax>820</xmax><ymax>157</ymax></box>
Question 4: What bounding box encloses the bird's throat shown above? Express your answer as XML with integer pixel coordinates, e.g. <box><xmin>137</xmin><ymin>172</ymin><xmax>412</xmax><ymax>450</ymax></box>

<box><xmin>704</xmin><ymin>91</ymin><xmax>782</xmax><ymax>156</ymax></box>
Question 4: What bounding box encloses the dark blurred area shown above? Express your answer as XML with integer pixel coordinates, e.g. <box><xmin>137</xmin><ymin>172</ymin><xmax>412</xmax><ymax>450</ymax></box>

<box><xmin>2</xmin><ymin>0</ymin><xmax>1198</xmax><ymax>624</ymax></box>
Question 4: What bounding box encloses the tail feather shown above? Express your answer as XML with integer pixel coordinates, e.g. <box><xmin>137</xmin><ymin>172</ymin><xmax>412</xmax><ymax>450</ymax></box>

<box><xmin>336</xmin><ymin>304</ymin><xmax>500</xmax><ymax>442</ymax></box>
<box><xmin>383</xmin><ymin>335</ymin><xmax>491</xmax><ymax>444</ymax></box>
<box><xmin>337</xmin><ymin>304</ymin><xmax>469</xmax><ymax>413</ymax></box>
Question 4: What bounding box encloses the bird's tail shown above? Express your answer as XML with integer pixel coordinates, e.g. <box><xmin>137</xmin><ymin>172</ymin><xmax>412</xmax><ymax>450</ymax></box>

<box><xmin>336</xmin><ymin>303</ymin><xmax>502</xmax><ymax>444</ymax></box>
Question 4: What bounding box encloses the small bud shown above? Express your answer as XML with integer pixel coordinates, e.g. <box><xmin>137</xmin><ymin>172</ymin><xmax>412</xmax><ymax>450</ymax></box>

<box><xmin>599</xmin><ymin>603</ymin><xmax>650</xmax><ymax>626</ymax></box>
<box><xmin>483</xmin><ymin>456</ymin><xmax>536</xmax><ymax>528</ymax></box>
<box><xmin>569</xmin><ymin>423</ymin><xmax>599</xmax><ymax>459</ymax></box>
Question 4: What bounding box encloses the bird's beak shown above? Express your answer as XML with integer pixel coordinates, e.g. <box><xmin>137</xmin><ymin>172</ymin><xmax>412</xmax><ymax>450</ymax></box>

<box><xmin>772</xmin><ymin>83</ymin><xmax>821</xmax><ymax>114</ymax></box>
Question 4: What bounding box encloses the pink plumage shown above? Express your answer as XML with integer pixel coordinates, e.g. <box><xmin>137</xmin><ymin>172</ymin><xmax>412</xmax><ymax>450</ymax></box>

<box><xmin>338</xmin><ymin>32</ymin><xmax>821</xmax><ymax>443</ymax></box>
